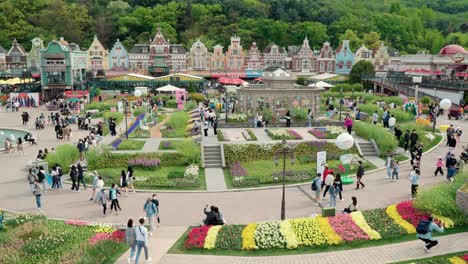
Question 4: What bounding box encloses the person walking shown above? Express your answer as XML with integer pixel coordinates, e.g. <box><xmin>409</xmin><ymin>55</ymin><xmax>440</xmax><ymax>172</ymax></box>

<box><xmin>392</xmin><ymin>161</ymin><xmax>400</xmax><ymax>181</ymax></box>
<box><xmin>16</xmin><ymin>137</ymin><xmax>23</xmax><ymax>155</ymax></box>
<box><xmin>311</xmin><ymin>173</ymin><xmax>322</xmax><ymax>205</ymax></box>
<box><xmin>372</xmin><ymin>111</ymin><xmax>379</xmax><ymax>125</ymax></box>
<box><xmin>151</xmin><ymin>193</ymin><xmax>161</xmax><ymax>226</ymax></box>
<box><xmin>77</xmin><ymin>163</ymin><xmax>86</xmax><ymax>190</ymax></box>
<box><xmin>213</xmin><ymin>117</ymin><xmax>218</xmax><ymax>136</ymax></box>
<box><xmin>110</xmin><ymin>183</ymin><xmax>122</xmax><ymax>213</ymax></box>
<box><xmin>322</xmin><ymin>171</ymin><xmax>334</xmax><ymax>199</ymax></box>
<box><xmin>403</xmin><ymin>130</ymin><xmax>410</xmax><ymax>152</ymax></box>
<box><xmin>95</xmin><ymin>176</ymin><xmax>104</xmax><ymax>201</ymax></box>
<box><xmin>410</xmin><ymin>130</ymin><xmax>418</xmax><ymax>152</ymax></box>
<box><xmin>394</xmin><ymin>126</ymin><xmax>402</xmax><ymax>142</ymax></box>
<box><xmin>33</xmin><ymin>180</ymin><xmax>42</xmax><ymax>210</ymax></box>
<box><xmin>120</xmin><ymin>170</ymin><xmax>129</xmax><ymax>197</ymax></box>
<box><xmin>27</xmin><ymin>168</ymin><xmax>37</xmax><ymax>194</ymax></box>
<box><xmin>37</xmin><ymin>166</ymin><xmax>47</xmax><ymax>193</ymax></box>
<box><xmin>127</xmin><ymin>166</ymin><xmax>135</xmax><ymax>193</ymax></box>
<box><xmin>126</xmin><ymin>218</ymin><xmax>137</xmax><ymax>263</ymax></box>
<box><xmin>144</xmin><ymin>198</ymin><xmax>158</xmax><ymax>237</ymax></box>
<box><xmin>410</xmin><ymin>169</ymin><xmax>420</xmax><ymax>199</ymax></box>
<box><xmin>385</xmin><ymin>154</ymin><xmax>395</xmax><ymax>179</ymax></box>
<box><xmin>434</xmin><ymin>157</ymin><xmax>444</xmax><ymax>176</ymax></box>
<box><xmin>382</xmin><ymin>109</ymin><xmax>390</xmax><ymax>128</ymax></box>
<box><xmin>97</xmin><ymin>188</ymin><xmax>107</xmax><ymax>215</ymax></box>
<box><xmin>51</xmin><ymin>166</ymin><xmax>60</xmax><ymax>190</ymax></box>
<box><xmin>285</xmin><ymin>111</ymin><xmax>291</xmax><ymax>127</ymax></box>
<box><xmin>70</xmin><ymin>165</ymin><xmax>79</xmax><ymax>192</ymax></box>
<box><xmin>355</xmin><ymin>161</ymin><xmax>365</xmax><ymax>190</ymax></box>
<box><xmin>77</xmin><ymin>139</ymin><xmax>85</xmax><ymax>161</ymax></box>
<box><xmin>334</xmin><ymin>173</ymin><xmax>343</xmax><ymax>201</ymax></box>
<box><xmin>134</xmin><ymin>217</ymin><xmax>151</xmax><ymax>264</ymax></box>
<box><xmin>203</xmin><ymin>120</ymin><xmax>208</xmax><ymax>138</ymax></box>
<box><xmin>447</xmin><ymin>164</ymin><xmax>457</xmax><ymax>183</ymax></box>
<box><xmin>344</xmin><ymin>115</ymin><xmax>353</xmax><ymax>134</ymax></box>
<box><xmin>328</xmin><ymin>183</ymin><xmax>340</xmax><ymax>208</ymax></box>
<box><xmin>447</xmin><ymin>135</ymin><xmax>457</xmax><ymax>150</ymax></box>
<box><xmin>90</xmin><ymin>171</ymin><xmax>99</xmax><ymax>201</ymax></box>
<box><xmin>446</xmin><ymin>125</ymin><xmax>455</xmax><ymax>146</ymax></box>
<box><xmin>417</xmin><ymin>216</ymin><xmax>444</xmax><ymax>253</ymax></box>
<box><xmin>388</xmin><ymin>115</ymin><xmax>396</xmax><ymax>132</ymax></box>
<box><xmin>455</xmin><ymin>127</ymin><xmax>462</xmax><ymax>144</ymax></box>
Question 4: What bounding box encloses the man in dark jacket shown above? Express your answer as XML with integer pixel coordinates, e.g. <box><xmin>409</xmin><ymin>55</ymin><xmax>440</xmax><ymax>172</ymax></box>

<box><xmin>410</xmin><ymin>130</ymin><xmax>418</xmax><ymax>151</ymax></box>
<box><xmin>203</xmin><ymin>205</ymin><xmax>222</xmax><ymax>226</ymax></box>
<box><xmin>403</xmin><ymin>130</ymin><xmax>410</xmax><ymax>152</ymax></box>
<box><xmin>355</xmin><ymin>161</ymin><xmax>365</xmax><ymax>190</ymax></box>
<box><xmin>77</xmin><ymin>140</ymin><xmax>85</xmax><ymax>161</ymax></box>
<box><xmin>394</xmin><ymin>126</ymin><xmax>402</xmax><ymax>142</ymax></box>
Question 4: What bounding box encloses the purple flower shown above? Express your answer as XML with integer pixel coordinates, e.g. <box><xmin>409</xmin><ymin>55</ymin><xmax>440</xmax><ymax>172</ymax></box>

<box><xmin>128</xmin><ymin>158</ymin><xmax>161</xmax><ymax>168</ymax></box>
<box><xmin>307</xmin><ymin>141</ymin><xmax>327</xmax><ymax>148</ymax></box>
<box><xmin>163</xmin><ymin>141</ymin><xmax>172</xmax><ymax>148</ymax></box>
<box><xmin>229</xmin><ymin>161</ymin><xmax>248</xmax><ymax>177</ymax></box>
<box><xmin>287</xmin><ymin>130</ymin><xmax>303</xmax><ymax>140</ymax></box>
<box><xmin>308</xmin><ymin>129</ymin><xmax>325</xmax><ymax>139</ymax></box>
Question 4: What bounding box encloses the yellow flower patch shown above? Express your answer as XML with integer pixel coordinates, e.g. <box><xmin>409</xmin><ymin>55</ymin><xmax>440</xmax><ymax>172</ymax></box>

<box><xmin>289</xmin><ymin>218</ymin><xmax>328</xmax><ymax>246</ymax></box>
<box><xmin>279</xmin><ymin>220</ymin><xmax>299</xmax><ymax>249</ymax></box>
<box><xmin>432</xmin><ymin>214</ymin><xmax>455</xmax><ymax>228</ymax></box>
<box><xmin>386</xmin><ymin>204</ymin><xmax>416</xmax><ymax>234</ymax></box>
<box><xmin>350</xmin><ymin>211</ymin><xmax>382</xmax><ymax>240</ymax></box>
<box><xmin>317</xmin><ymin>217</ymin><xmax>342</xmax><ymax>245</ymax></box>
<box><xmin>241</xmin><ymin>223</ymin><xmax>258</xmax><ymax>250</ymax></box>
<box><xmin>448</xmin><ymin>257</ymin><xmax>466</xmax><ymax>264</ymax></box>
<box><xmin>204</xmin><ymin>226</ymin><xmax>222</xmax><ymax>249</ymax></box>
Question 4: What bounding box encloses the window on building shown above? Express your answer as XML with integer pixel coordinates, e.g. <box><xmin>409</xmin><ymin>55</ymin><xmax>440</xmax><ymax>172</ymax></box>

<box><xmin>232</xmin><ymin>50</ymin><xmax>238</xmax><ymax>56</ymax></box>
<box><xmin>320</xmin><ymin>62</ymin><xmax>324</xmax><ymax>72</ymax></box>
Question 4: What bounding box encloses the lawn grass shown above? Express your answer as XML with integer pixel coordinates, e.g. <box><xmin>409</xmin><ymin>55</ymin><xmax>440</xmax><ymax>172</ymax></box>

<box><xmin>162</xmin><ymin>112</ymin><xmax>190</xmax><ymax>138</ymax></box>
<box><xmin>158</xmin><ymin>140</ymin><xmax>185</xmax><ymax>150</ymax></box>
<box><xmin>394</xmin><ymin>153</ymin><xmax>410</xmax><ymax>162</ymax></box>
<box><xmin>168</xmin><ymin>225</ymin><xmax>468</xmax><ymax>256</ymax></box>
<box><xmin>90</xmin><ymin>166</ymin><xmax>206</xmax><ymax>190</ymax></box>
<box><xmin>391</xmin><ymin>251</ymin><xmax>468</xmax><ymax>264</ymax></box>
<box><xmin>116</xmin><ymin>139</ymin><xmax>146</xmax><ymax>150</ymax></box>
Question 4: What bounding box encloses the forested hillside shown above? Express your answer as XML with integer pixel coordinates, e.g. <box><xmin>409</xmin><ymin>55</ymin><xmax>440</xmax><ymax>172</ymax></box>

<box><xmin>0</xmin><ymin>0</ymin><xmax>466</xmax><ymax>53</ymax></box>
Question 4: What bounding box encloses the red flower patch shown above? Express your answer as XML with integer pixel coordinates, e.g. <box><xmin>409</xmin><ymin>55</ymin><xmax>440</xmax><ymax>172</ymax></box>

<box><xmin>184</xmin><ymin>226</ymin><xmax>211</xmax><ymax>249</ymax></box>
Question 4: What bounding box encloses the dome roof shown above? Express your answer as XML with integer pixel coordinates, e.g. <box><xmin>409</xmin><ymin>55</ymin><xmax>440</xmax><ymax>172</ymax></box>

<box><xmin>439</xmin><ymin>44</ymin><xmax>466</xmax><ymax>55</ymax></box>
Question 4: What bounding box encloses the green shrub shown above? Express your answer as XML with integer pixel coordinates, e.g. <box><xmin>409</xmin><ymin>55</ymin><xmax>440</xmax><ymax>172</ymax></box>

<box><xmin>166</xmin><ymin>99</ymin><xmax>177</xmax><ymax>108</ymax></box>
<box><xmin>157</xmin><ymin>113</ymin><xmax>166</xmax><ymax>123</ymax></box>
<box><xmin>246</xmin><ymin>129</ymin><xmax>257</xmax><ymax>141</ymax></box>
<box><xmin>129</xmin><ymin>129</ymin><xmax>151</xmax><ymax>138</ymax></box>
<box><xmin>90</xmin><ymin>112</ymin><xmax>104</xmax><ymax>119</ymax></box>
<box><xmin>353</xmin><ymin>121</ymin><xmax>398</xmax><ymax>154</ymax></box>
<box><xmin>132</xmin><ymin>107</ymin><xmax>146</xmax><ymax>117</ymax></box>
<box><xmin>189</xmin><ymin>93</ymin><xmax>205</xmax><ymax>103</ymax></box>
<box><xmin>292</xmin><ymin>107</ymin><xmax>308</xmax><ymax>121</ymax></box>
<box><xmin>185</xmin><ymin>101</ymin><xmax>198</xmax><ymax>111</ymax></box>
<box><xmin>116</xmin><ymin>140</ymin><xmax>145</xmax><ymax>150</ymax></box>
<box><xmin>163</xmin><ymin>111</ymin><xmax>190</xmax><ymax>138</ymax></box>
<box><xmin>414</xmin><ymin>171</ymin><xmax>468</xmax><ymax>225</ymax></box>
<box><xmin>175</xmin><ymin>139</ymin><xmax>201</xmax><ymax>165</ymax></box>
<box><xmin>103</xmin><ymin>112</ymin><xmax>124</xmax><ymax>124</ymax></box>
<box><xmin>46</xmin><ymin>144</ymin><xmax>80</xmax><ymax>173</ymax></box>
<box><xmin>329</xmin><ymin>83</ymin><xmax>363</xmax><ymax>93</ymax></box>
<box><xmin>167</xmin><ymin>170</ymin><xmax>185</xmax><ymax>179</ymax></box>
<box><xmin>84</xmin><ymin>102</ymin><xmax>117</xmax><ymax>112</ymax></box>
<box><xmin>217</xmin><ymin>129</ymin><xmax>227</xmax><ymax>141</ymax></box>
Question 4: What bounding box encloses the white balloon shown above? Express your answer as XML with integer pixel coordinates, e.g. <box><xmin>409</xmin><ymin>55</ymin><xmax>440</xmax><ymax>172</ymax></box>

<box><xmin>134</xmin><ymin>90</ymin><xmax>142</xmax><ymax>97</ymax></box>
<box><xmin>439</xmin><ymin>99</ymin><xmax>452</xmax><ymax>110</ymax></box>
<box><xmin>335</xmin><ymin>133</ymin><xmax>354</xmax><ymax>150</ymax></box>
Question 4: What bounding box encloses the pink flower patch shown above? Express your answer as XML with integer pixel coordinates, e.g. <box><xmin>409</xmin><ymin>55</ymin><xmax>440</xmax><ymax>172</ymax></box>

<box><xmin>396</xmin><ymin>201</ymin><xmax>431</xmax><ymax>227</ymax></box>
<box><xmin>328</xmin><ymin>214</ymin><xmax>369</xmax><ymax>242</ymax></box>
<box><xmin>65</xmin><ymin>220</ymin><xmax>89</xmax><ymax>226</ymax></box>
<box><xmin>184</xmin><ymin>226</ymin><xmax>211</xmax><ymax>249</ymax></box>
<box><xmin>461</xmin><ymin>254</ymin><xmax>468</xmax><ymax>261</ymax></box>
<box><xmin>89</xmin><ymin>230</ymin><xmax>126</xmax><ymax>244</ymax></box>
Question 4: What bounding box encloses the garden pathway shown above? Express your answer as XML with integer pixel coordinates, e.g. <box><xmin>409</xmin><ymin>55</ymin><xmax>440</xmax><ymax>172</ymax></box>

<box><xmin>203</xmin><ymin>133</ymin><xmax>227</xmax><ymax>191</ymax></box>
<box><xmin>150</xmin><ymin>115</ymin><xmax>168</xmax><ymax>138</ymax></box>
<box><xmin>158</xmin><ymin>232</ymin><xmax>468</xmax><ymax>264</ymax></box>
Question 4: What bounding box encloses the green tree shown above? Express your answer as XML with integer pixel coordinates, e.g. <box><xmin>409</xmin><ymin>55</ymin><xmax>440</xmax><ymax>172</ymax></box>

<box><xmin>363</xmin><ymin>31</ymin><xmax>381</xmax><ymax>50</ymax></box>
<box><xmin>290</xmin><ymin>21</ymin><xmax>328</xmax><ymax>49</ymax></box>
<box><xmin>349</xmin><ymin>61</ymin><xmax>375</xmax><ymax>84</ymax></box>
<box><xmin>339</xmin><ymin>29</ymin><xmax>362</xmax><ymax>51</ymax></box>
<box><xmin>296</xmin><ymin>77</ymin><xmax>307</xmax><ymax>86</ymax></box>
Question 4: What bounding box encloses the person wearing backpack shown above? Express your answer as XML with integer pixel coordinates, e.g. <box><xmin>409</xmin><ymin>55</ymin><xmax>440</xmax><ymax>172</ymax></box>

<box><xmin>144</xmin><ymin>198</ymin><xmax>157</xmax><ymax>237</ymax></box>
<box><xmin>311</xmin><ymin>173</ymin><xmax>322</xmax><ymax>205</ymax></box>
<box><xmin>417</xmin><ymin>217</ymin><xmax>444</xmax><ymax>253</ymax></box>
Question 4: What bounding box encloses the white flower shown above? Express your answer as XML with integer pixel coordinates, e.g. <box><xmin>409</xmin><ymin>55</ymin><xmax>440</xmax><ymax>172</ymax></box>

<box><xmin>184</xmin><ymin>164</ymin><xmax>199</xmax><ymax>178</ymax></box>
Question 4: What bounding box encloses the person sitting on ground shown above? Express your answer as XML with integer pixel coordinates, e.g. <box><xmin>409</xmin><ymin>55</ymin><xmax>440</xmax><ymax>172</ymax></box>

<box><xmin>36</xmin><ymin>150</ymin><xmax>44</xmax><ymax>160</ymax></box>
<box><xmin>203</xmin><ymin>205</ymin><xmax>222</xmax><ymax>226</ymax></box>
<box><xmin>343</xmin><ymin>196</ymin><xmax>359</xmax><ymax>213</ymax></box>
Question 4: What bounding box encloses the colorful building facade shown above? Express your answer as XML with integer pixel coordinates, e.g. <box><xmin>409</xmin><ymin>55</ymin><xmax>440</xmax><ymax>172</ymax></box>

<box><xmin>245</xmin><ymin>42</ymin><xmax>263</xmax><ymax>77</ymax></box>
<box><xmin>187</xmin><ymin>39</ymin><xmax>211</xmax><ymax>72</ymax></box>
<box><xmin>292</xmin><ymin>37</ymin><xmax>317</xmax><ymax>72</ymax></box>
<box><xmin>263</xmin><ymin>43</ymin><xmax>286</xmax><ymax>69</ymax></box>
<box><xmin>168</xmin><ymin>44</ymin><xmax>187</xmax><ymax>72</ymax></box>
<box><xmin>335</xmin><ymin>40</ymin><xmax>354</xmax><ymax>75</ymax></box>
<box><xmin>225</xmin><ymin>35</ymin><xmax>245</xmax><ymax>72</ymax></box>
<box><xmin>26</xmin><ymin>37</ymin><xmax>44</xmax><ymax>74</ymax></box>
<box><xmin>86</xmin><ymin>35</ymin><xmax>109</xmax><ymax>74</ymax></box>
<box><xmin>211</xmin><ymin>44</ymin><xmax>225</xmax><ymax>72</ymax></box>
<box><xmin>0</xmin><ymin>45</ymin><xmax>6</xmax><ymax>71</ymax></box>
<box><xmin>6</xmin><ymin>39</ymin><xmax>27</xmax><ymax>75</ymax></box>
<box><xmin>317</xmin><ymin>42</ymin><xmax>335</xmax><ymax>73</ymax></box>
<box><xmin>373</xmin><ymin>42</ymin><xmax>389</xmax><ymax>72</ymax></box>
<box><xmin>109</xmin><ymin>39</ymin><xmax>128</xmax><ymax>70</ymax></box>
<box><xmin>128</xmin><ymin>44</ymin><xmax>150</xmax><ymax>72</ymax></box>
<box><xmin>354</xmin><ymin>44</ymin><xmax>373</xmax><ymax>63</ymax></box>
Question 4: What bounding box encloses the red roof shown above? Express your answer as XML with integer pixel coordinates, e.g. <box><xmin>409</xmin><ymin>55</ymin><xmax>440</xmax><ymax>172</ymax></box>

<box><xmin>439</xmin><ymin>44</ymin><xmax>466</xmax><ymax>55</ymax></box>
<box><xmin>218</xmin><ymin>77</ymin><xmax>244</xmax><ymax>85</ymax></box>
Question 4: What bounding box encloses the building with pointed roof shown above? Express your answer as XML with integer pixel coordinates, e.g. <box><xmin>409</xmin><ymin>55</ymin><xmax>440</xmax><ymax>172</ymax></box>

<box><xmin>0</xmin><ymin>44</ymin><xmax>6</xmax><ymax>71</ymax></box>
<box><xmin>263</xmin><ymin>43</ymin><xmax>286</xmax><ymax>69</ymax></box>
<box><xmin>335</xmin><ymin>40</ymin><xmax>354</xmax><ymax>75</ymax></box>
<box><xmin>225</xmin><ymin>35</ymin><xmax>245</xmax><ymax>73</ymax></box>
<box><xmin>86</xmin><ymin>35</ymin><xmax>109</xmax><ymax>75</ymax></box>
<box><xmin>6</xmin><ymin>39</ymin><xmax>27</xmax><ymax>75</ymax></box>
<box><xmin>27</xmin><ymin>37</ymin><xmax>44</xmax><ymax>75</ymax></box>
<box><xmin>245</xmin><ymin>42</ymin><xmax>263</xmax><ymax>77</ymax></box>
<box><xmin>317</xmin><ymin>42</ymin><xmax>335</xmax><ymax>73</ymax></box>
<box><xmin>148</xmin><ymin>26</ymin><xmax>170</xmax><ymax>76</ymax></box>
<box><xmin>373</xmin><ymin>42</ymin><xmax>389</xmax><ymax>72</ymax></box>
<box><xmin>109</xmin><ymin>39</ymin><xmax>128</xmax><ymax>70</ymax></box>
<box><xmin>292</xmin><ymin>36</ymin><xmax>317</xmax><ymax>72</ymax></box>
<box><xmin>354</xmin><ymin>44</ymin><xmax>373</xmax><ymax>63</ymax></box>
<box><xmin>211</xmin><ymin>44</ymin><xmax>225</xmax><ymax>72</ymax></box>
<box><xmin>187</xmin><ymin>39</ymin><xmax>211</xmax><ymax>72</ymax></box>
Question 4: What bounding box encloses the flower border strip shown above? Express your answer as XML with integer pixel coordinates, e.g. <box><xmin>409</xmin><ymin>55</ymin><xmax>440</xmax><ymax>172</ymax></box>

<box><xmin>316</xmin><ymin>216</ymin><xmax>342</xmax><ymax>245</ymax></box>
<box><xmin>432</xmin><ymin>214</ymin><xmax>455</xmax><ymax>228</ymax></box>
<box><xmin>241</xmin><ymin>223</ymin><xmax>258</xmax><ymax>250</ymax></box>
<box><xmin>386</xmin><ymin>204</ymin><xmax>416</xmax><ymax>234</ymax></box>
<box><xmin>448</xmin><ymin>256</ymin><xmax>466</xmax><ymax>264</ymax></box>
<box><xmin>204</xmin><ymin>225</ymin><xmax>222</xmax><ymax>249</ymax></box>
<box><xmin>279</xmin><ymin>220</ymin><xmax>299</xmax><ymax>249</ymax></box>
<box><xmin>350</xmin><ymin>211</ymin><xmax>382</xmax><ymax>240</ymax></box>
<box><xmin>328</xmin><ymin>214</ymin><xmax>369</xmax><ymax>242</ymax></box>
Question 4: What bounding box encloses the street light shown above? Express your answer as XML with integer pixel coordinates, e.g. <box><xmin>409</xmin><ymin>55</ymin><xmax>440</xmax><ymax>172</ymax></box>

<box><xmin>274</xmin><ymin>139</ymin><xmax>295</xmax><ymax>220</ymax></box>
<box><xmin>339</xmin><ymin>88</ymin><xmax>344</xmax><ymax>121</ymax></box>
<box><xmin>124</xmin><ymin>98</ymin><xmax>129</xmax><ymax>139</ymax></box>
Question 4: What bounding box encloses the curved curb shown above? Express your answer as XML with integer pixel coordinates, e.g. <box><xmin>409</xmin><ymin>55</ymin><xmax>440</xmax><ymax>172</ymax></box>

<box><xmin>0</xmin><ymin>127</ymin><xmax>32</xmax><ymax>151</ymax></box>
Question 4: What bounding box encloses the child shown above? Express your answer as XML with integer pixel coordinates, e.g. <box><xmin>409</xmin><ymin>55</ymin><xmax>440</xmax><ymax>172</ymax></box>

<box><xmin>410</xmin><ymin>169</ymin><xmax>420</xmax><ymax>199</ymax></box>
<box><xmin>97</xmin><ymin>188</ymin><xmax>107</xmax><ymax>215</ymax></box>
<box><xmin>434</xmin><ymin>157</ymin><xmax>444</xmax><ymax>177</ymax></box>
<box><xmin>392</xmin><ymin>161</ymin><xmax>400</xmax><ymax>181</ymax></box>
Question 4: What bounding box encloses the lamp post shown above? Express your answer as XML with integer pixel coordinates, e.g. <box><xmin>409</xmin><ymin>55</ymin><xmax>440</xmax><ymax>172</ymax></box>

<box><xmin>274</xmin><ymin>139</ymin><xmax>295</xmax><ymax>220</ymax></box>
<box><xmin>124</xmin><ymin>98</ymin><xmax>129</xmax><ymax>139</ymax></box>
<box><xmin>339</xmin><ymin>88</ymin><xmax>344</xmax><ymax>121</ymax></box>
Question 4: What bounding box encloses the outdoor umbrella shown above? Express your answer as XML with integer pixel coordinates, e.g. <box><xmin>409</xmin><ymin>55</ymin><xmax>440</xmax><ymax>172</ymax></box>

<box><xmin>68</xmin><ymin>97</ymin><xmax>80</xmax><ymax>102</ymax></box>
<box><xmin>156</xmin><ymin>84</ymin><xmax>180</xmax><ymax>92</ymax></box>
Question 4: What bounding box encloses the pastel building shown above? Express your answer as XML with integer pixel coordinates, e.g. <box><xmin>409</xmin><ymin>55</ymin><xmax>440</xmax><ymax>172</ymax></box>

<box><xmin>245</xmin><ymin>42</ymin><xmax>263</xmax><ymax>77</ymax></box>
<box><xmin>317</xmin><ymin>42</ymin><xmax>335</xmax><ymax>73</ymax></box>
<box><xmin>211</xmin><ymin>44</ymin><xmax>225</xmax><ymax>72</ymax></box>
<box><xmin>128</xmin><ymin>44</ymin><xmax>150</xmax><ymax>72</ymax></box>
<box><xmin>263</xmin><ymin>43</ymin><xmax>286</xmax><ymax>69</ymax></box>
<box><xmin>0</xmin><ymin>45</ymin><xmax>6</xmax><ymax>71</ymax></box>
<box><xmin>187</xmin><ymin>39</ymin><xmax>211</xmax><ymax>71</ymax></box>
<box><xmin>225</xmin><ymin>35</ymin><xmax>245</xmax><ymax>72</ymax></box>
<box><xmin>354</xmin><ymin>44</ymin><xmax>373</xmax><ymax>63</ymax></box>
<box><xmin>168</xmin><ymin>44</ymin><xmax>187</xmax><ymax>72</ymax></box>
<box><xmin>108</xmin><ymin>39</ymin><xmax>128</xmax><ymax>70</ymax></box>
<box><xmin>27</xmin><ymin>37</ymin><xmax>44</xmax><ymax>74</ymax></box>
<box><xmin>86</xmin><ymin>35</ymin><xmax>109</xmax><ymax>74</ymax></box>
<box><xmin>40</xmin><ymin>38</ymin><xmax>87</xmax><ymax>99</ymax></box>
<box><xmin>373</xmin><ymin>42</ymin><xmax>390</xmax><ymax>72</ymax></box>
<box><xmin>292</xmin><ymin>37</ymin><xmax>317</xmax><ymax>72</ymax></box>
<box><xmin>148</xmin><ymin>27</ymin><xmax>170</xmax><ymax>76</ymax></box>
<box><xmin>6</xmin><ymin>39</ymin><xmax>27</xmax><ymax>75</ymax></box>
<box><xmin>335</xmin><ymin>40</ymin><xmax>354</xmax><ymax>75</ymax></box>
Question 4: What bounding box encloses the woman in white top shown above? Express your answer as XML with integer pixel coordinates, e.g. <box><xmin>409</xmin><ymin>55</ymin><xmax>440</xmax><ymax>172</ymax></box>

<box><xmin>94</xmin><ymin>176</ymin><xmax>104</xmax><ymax>201</ymax></box>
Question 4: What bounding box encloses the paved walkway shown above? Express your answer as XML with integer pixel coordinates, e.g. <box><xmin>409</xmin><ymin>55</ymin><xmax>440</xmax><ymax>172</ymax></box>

<box><xmin>205</xmin><ymin>168</ymin><xmax>227</xmax><ymax>191</ymax></box>
<box><xmin>150</xmin><ymin>116</ymin><xmax>168</xmax><ymax>138</ymax></box>
<box><xmin>159</xmin><ymin>232</ymin><xmax>468</xmax><ymax>264</ymax></box>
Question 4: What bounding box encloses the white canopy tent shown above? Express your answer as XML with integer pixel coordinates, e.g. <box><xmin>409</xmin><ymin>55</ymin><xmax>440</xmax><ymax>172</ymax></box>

<box><xmin>156</xmin><ymin>84</ymin><xmax>180</xmax><ymax>92</ymax></box>
<box><xmin>308</xmin><ymin>81</ymin><xmax>334</xmax><ymax>88</ymax></box>
<box><xmin>309</xmin><ymin>73</ymin><xmax>338</xmax><ymax>80</ymax></box>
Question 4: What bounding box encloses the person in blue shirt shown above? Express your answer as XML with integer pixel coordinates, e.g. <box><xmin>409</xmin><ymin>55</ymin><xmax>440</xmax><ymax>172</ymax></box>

<box><xmin>417</xmin><ymin>217</ymin><xmax>444</xmax><ymax>253</ymax></box>
<box><xmin>144</xmin><ymin>198</ymin><xmax>158</xmax><ymax>237</ymax></box>
<box><xmin>109</xmin><ymin>183</ymin><xmax>121</xmax><ymax>213</ymax></box>
<box><xmin>328</xmin><ymin>183</ymin><xmax>340</xmax><ymax>208</ymax></box>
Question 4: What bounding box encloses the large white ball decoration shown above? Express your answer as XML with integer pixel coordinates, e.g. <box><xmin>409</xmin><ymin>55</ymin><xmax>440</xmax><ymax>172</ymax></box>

<box><xmin>335</xmin><ymin>133</ymin><xmax>354</xmax><ymax>150</ymax></box>
<box><xmin>439</xmin><ymin>99</ymin><xmax>451</xmax><ymax>110</ymax></box>
<box><xmin>134</xmin><ymin>90</ymin><xmax>142</xmax><ymax>97</ymax></box>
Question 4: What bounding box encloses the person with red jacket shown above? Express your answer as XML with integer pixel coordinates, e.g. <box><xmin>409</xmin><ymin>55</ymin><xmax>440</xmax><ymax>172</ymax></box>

<box><xmin>321</xmin><ymin>165</ymin><xmax>330</xmax><ymax>190</ymax></box>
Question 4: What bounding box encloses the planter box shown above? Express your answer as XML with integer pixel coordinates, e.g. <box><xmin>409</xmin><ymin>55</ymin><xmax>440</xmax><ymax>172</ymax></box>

<box><xmin>456</xmin><ymin>183</ymin><xmax>468</xmax><ymax>215</ymax></box>
<box><xmin>322</xmin><ymin>207</ymin><xmax>336</xmax><ymax>217</ymax></box>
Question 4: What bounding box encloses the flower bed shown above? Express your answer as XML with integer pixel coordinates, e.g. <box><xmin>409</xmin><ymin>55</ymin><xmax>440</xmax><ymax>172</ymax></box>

<box><xmin>227</xmin><ymin>113</ymin><xmax>247</xmax><ymax>123</ymax></box>
<box><xmin>128</xmin><ymin>158</ymin><xmax>161</xmax><ymax>169</ymax></box>
<box><xmin>308</xmin><ymin>126</ymin><xmax>345</xmax><ymax>139</ymax></box>
<box><xmin>180</xmin><ymin>201</ymin><xmax>456</xmax><ymax>252</ymax></box>
<box><xmin>266</xmin><ymin>129</ymin><xmax>302</xmax><ymax>140</ymax></box>
<box><xmin>116</xmin><ymin>139</ymin><xmax>145</xmax><ymax>150</ymax></box>
<box><xmin>1</xmin><ymin>215</ymin><xmax>127</xmax><ymax>263</ymax></box>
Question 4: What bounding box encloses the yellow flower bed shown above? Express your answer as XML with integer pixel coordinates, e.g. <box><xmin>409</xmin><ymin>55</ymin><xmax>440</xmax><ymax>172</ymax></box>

<box><xmin>204</xmin><ymin>225</ymin><xmax>222</xmax><ymax>249</ymax></box>
<box><xmin>290</xmin><ymin>218</ymin><xmax>328</xmax><ymax>246</ymax></box>
<box><xmin>432</xmin><ymin>214</ymin><xmax>455</xmax><ymax>228</ymax></box>
<box><xmin>448</xmin><ymin>257</ymin><xmax>466</xmax><ymax>264</ymax></box>
<box><xmin>386</xmin><ymin>204</ymin><xmax>416</xmax><ymax>234</ymax></box>
<box><xmin>241</xmin><ymin>223</ymin><xmax>258</xmax><ymax>250</ymax></box>
<box><xmin>350</xmin><ymin>211</ymin><xmax>382</xmax><ymax>240</ymax></box>
<box><xmin>316</xmin><ymin>217</ymin><xmax>342</xmax><ymax>245</ymax></box>
<box><xmin>279</xmin><ymin>220</ymin><xmax>299</xmax><ymax>249</ymax></box>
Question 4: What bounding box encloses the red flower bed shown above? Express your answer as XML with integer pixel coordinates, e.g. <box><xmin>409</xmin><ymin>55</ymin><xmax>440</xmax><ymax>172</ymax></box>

<box><xmin>328</xmin><ymin>214</ymin><xmax>369</xmax><ymax>242</ymax></box>
<box><xmin>461</xmin><ymin>254</ymin><xmax>468</xmax><ymax>261</ymax></box>
<box><xmin>396</xmin><ymin>201</ymin><xmax>430</xmax><ymax>227</ymax></box>
<box><xmin>65</xmin><ymin>220</ymin><xmax>89</xmax><ymax>226</ymax></box>
<box><xmin>184</xmin><ymin>226</ymin><xmax>211</xmax><ymax>249</ymax></box>
<box><xmin>89</xmin><ymin>230</ymin><xmax>126</xmax><ymax>244</ymax></box>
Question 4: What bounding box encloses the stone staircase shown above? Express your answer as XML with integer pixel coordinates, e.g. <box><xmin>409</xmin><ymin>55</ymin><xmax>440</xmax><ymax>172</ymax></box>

<box><xmin>359</xmin><ymin>141</ymin><xmax>378</xmax><ymax>156</ymax></box>
<box><xmin>203</xmin><ymin>145</ymin><xmax>223</xmax><ymax>168</ymax></box>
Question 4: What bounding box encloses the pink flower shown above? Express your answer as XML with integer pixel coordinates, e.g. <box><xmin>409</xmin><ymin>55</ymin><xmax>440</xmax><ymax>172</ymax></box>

<box><xmin>184</xmin><ymin>226</ymin><xmax>211</xmax><ymax>249</ymax></box>
<box><xmin>308</xmin><ymin>129</ymin><xmax>325</xmax><ymax>139</ymax></box>
<box><xmin>396</xmin><ymin>201</ymin><xmax>431</xmax><ymax>227</ymax></box>
<box><xmin>328</xmin><ymin>214</ymin><xmax>369</xmax><ymax>242</ymax></box>
<box><xmin>65</xmin><ymin>220</ymin><xmax>89</xmax><ymax>226</ymax></box>
<box><xmin>88</xmin><ymin>230</ymin><xmax>126</xmax><ymax>244</ymax></box>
